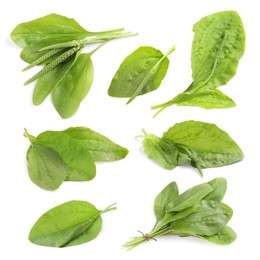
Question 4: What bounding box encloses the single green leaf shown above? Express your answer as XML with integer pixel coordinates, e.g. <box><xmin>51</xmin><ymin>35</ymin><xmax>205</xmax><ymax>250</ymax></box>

<box><xmin>35</xmin><ymin>131</ymin><xmax>96</xmax><ymax>181</ymax></box>
<box><xmin>154</xmin><ymin>182</ymin><xmax>179</xmax><ymax>223</ymax></box>
<box><xmin>11</xmin><ymin>13</ymin><xmax>90</xmax><ymax>48</ymax></box>
<box><xmin>63</xmin><ymin>127</ymin><xmax>128</xmax><ymax>161</ymax></box>
<box><xmin>163</xmin><ymin>120</ymin><xmax>244</xmax><ymax>168</ymax></box>
<box><xmin>170</xmin><ymin>183</ymin><xmax>213</xmax><ymax>212</ymax></box>
<box><xmin>152</xmin><ymin>11</ymin><xmax>245</xmax><ymax>115</ymax></box>
<box><xmin>141</xmin><ymin>132</ymin><xmax>181</xmax><ymax>170</ymax></box>
<box><xmin>29</xmin><ymin>200</ymin><xmax>101</xmax><ymax>247</ymax></box>
<box><xmin>108</xmin><ymin>46</ymin><xmax>174</xmax><ymax>104</ymax></box>
<box><xmin>27</xmin><ymin>144</ymin><xmax>66</xmax><ymax>190</ymax></box>
<box><xmin>204</xmin><ymin>177</ymin><xmax>227</xmax><ymax>201</ymax></box>
<box><xmin>170</xmin><ymin>207</ymin><xmax>228</xmax><ymax>236</ymax></box>
<box><xmin>202</xmin><ymin>226</ymin><xmax>237</xmax><ymax>245</ymax></box>
<box><xmin>33</xmin><ymin>52</ymin><xmax>79</xmax><ymax>105</ymax></box>
<box><xmin>51</xmin><ymin>53</ymin><xmax>94</xmax><ymax>118</ymax></box>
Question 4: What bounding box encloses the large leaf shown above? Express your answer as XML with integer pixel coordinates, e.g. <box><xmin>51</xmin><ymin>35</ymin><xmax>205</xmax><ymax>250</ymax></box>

<box><xmin>52</xmin><ymin>53</ymin><xmax>94</xmax><ymax>119</ymax></box>
<box><xmin>163</xmin><ymin>120</ymin><xmax>244</xmax><ymax>168</ymax></box>
<box><xmin>11</xmin><ymin>13</ymin><xmax>90</xmax><ymax>47</ymax></box>
<box><xmin>152</xmin><ymin>11</ymin><xmax>245</xmax><ymax>115</ymax></box>
<box><xmin>35</xmin><ymin>131</ymin><xmax>96</xmax><ymax>181</ymax></box>
<box><xmin>191</xmin><ymin>11</ymin><xmax>245</xmax><ymax>88</ymax></box>
<box><xmin>204</xmin><ymin>177</ymin><xmax>227</xmax><ymax>202</ymax></box>
<box><xmin>63</xmin><ymin>127</ymin><xmax>128</xmax><ymax>161</ymax></box>
<box><xmin>27</xmin><ymin>144</ymin><xmax>66</xmax><ymax>190</ymax></box>
<box><xmin>108</xmin><ymin>46</ymin><xmax>173</xmax><ymax>104</ymax></box>
<box><xmin>154</xmin><ymin>182</ymin><xmax>179</xmax><ymax>222</ymax></box>
<box><xmin>29</xmin><ymin>200</ymin><xmax>101</xmax><ymax>247</ymax></box>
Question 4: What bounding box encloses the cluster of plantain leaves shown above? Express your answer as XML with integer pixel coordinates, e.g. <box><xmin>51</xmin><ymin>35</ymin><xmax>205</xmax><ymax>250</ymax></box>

<box><xmin>124</xmin><ymin>178</ymin><xmax>236</xmax><ymax>250</ymax></box>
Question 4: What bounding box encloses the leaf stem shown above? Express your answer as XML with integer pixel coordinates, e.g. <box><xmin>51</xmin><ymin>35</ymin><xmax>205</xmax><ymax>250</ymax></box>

<box><xmin>102</xmin><ymin>202</ymin><xmax>117</xmax><ymax>214</ymax></box>
<box><xmin>23</xmin><ymin>128</ymin><xmax>36</xmax><ymax>143</ymax></box>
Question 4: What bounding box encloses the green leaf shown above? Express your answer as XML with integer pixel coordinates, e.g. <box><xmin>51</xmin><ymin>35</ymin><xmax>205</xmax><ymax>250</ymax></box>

<box><xmin>163</xmin><ymin>120</ymin><xmax>244</xmax><ymax>168</ymax></box>
<box><xmin>141</xmin><ymin>132</ymin><xmax>182</xmax><ymax>170</ymax></box>
<box><xmin>27</xmin><ymin>144</ymin><xmax>66</xmax><ymax>190</ymax></box>
<box><xmin>52</xmin><ymin>53</ymin><xmax>94</xmax><ymax>119</ymax></box>
<box><xmin>204</xmin><ymin>178</ymin><xmax>227</xmax><ymax>201</ymax></box>
<box><xmin>35</xmin><ymin>131</ymin><xmax>96</xmax><ymax>181</ymax></box>
<box><xmin>108</xmin><ymin>46</ymin><xmax>174</xmax><ymax>104</ymax></box>
<box><xmin>170</xmin><ymin>183</ymin><xmax>213</xmax><ymax>212</ymax></box>
<box><xmin>152</xmin><ymin>11</ymin><xmax>245</xmax><ymax>115</ymax></box>
<box><xmin>29</xmin><ymin>200</ymin><xmax>101</xmax><ymax>247</ymax></box>
<box><xmin>154</xmin><ymin>182</ymin><xmax>179</xmax><ymax>223</ymax></box>
<box><xmin>170</xmin><ymin>207</ymin><xmax>228</xmax><ymax>236</ymax></box>
<box><xmin>202</xmin><ymin>226</ymin><xmax>237</xmax><ymax>245</ymax></box>
<box><xmin>63</xmin><ymin>127</ymin><xmax>128</xmax><ymax>161</ymax></box>
<box><xmin>11</xmin><ymin>13</ymin><xmax>90</xmax><ymax>48</ymax></box>
<box><xmin>33</xmin><ymin>53</ymin><xmax>79</xmax><ymax>105</ymax></box>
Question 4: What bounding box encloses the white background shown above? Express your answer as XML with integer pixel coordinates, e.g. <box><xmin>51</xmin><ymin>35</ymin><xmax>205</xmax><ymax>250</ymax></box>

<box><xmin>1</xmin><ymin>0</ymin><xmax>259</xmax><ymax>259</ymax></box>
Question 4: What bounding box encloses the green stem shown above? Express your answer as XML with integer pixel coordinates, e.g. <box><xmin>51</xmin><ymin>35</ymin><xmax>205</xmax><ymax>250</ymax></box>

<box><xmin>23</xmin><ymin>128</ymin><xmax>36</xmax><ymax>144</ymax></box>
<box><xmin>102</xmin><ymin>202</ymin><xmax>117</xmax><ymax>214</ymax></box>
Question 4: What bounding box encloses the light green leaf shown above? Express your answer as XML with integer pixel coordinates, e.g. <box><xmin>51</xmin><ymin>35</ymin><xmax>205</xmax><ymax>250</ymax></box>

<box><xmin>27</xmin><ymin>144</ymin><xmax>66</xmax><ymax>190</ymax></box>
<box><xmin>35</xmin><ymin>131</ymin><xmax>96</xmax><ymax>181</ymax></box>
<box><xmin>29</xmin><ymin>200</ymin><xmax>101</xmax><ymax>247</ymax></box>
<box><xmin>154</xmin><ymin>182</ymin><xmax>179</xmax><ymax>223</ymax></box>
<box><xmin>33</xmin><ymin>53</ymin><xmax>78</xmax><ymax>105</ymax></box>
<box><xmin>141</xmin><ymin>132</ymin><xmax>182</xmax><ymax>170</ymax></box>
<box><xmin>63</xmin><ymin>127</ymin><xmax>128</xmax><ymax>161</ymax></box>
<box><xmin>108</xmin><ymin>46</ymin><xmax>174</xmax><ymax>104</ymax></box>
<box><xmin>170</xmin><ymin>183</ymin><xmax>213</xmax><ymax>212</ymax></box>
<box><xmin>152</xmin><ymin>11</ymin><xmax>245</xmax><ymax>115</ymax></box>
<box><xmin>11</xmin><ymin>13</ymin><xmax>90</xmax><ymax>48</ymax></box>
<box><xmin>52</xmin><ymin>53</ymin><xmax>94</xmax><ymax>119</ymax></box>
<box><xmin>163</xmin><ymin>120</ymin><xmax>244</xmax><ymax>168</ymax></box>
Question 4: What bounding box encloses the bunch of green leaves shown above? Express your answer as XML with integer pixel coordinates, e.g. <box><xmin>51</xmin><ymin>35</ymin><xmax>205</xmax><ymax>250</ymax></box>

<box><xmin>29</xmin><ymin>200</ymin><xmax>116</xmax><ymax>247</ymax></box>
<box><xmin>108</xmin><ymin>45</ymin><xmax>175</xmax><ymax>104</ymax></box>
<box><xmin>139</xmin><ymin>120</ymin><xmax>243</xmax><ymax>176</ymax></box>
<box><xmin>152</xmin><ymin>11</ymin><xmax>246</xmax><ymax>117</ymax></box>
<box><xmin>24</xmin><ymin>127</ymin><xmax>128</xmax><ymax>190</ymax></box>
<box><xmin>11</xmin><ymin>14</ymin><xmax>136</xmax><ymax>118</ymax></box>
<box><xmin>124</xmin><ymin>178</ymin><xmax>236</xmax><ymax>250</ymax></box>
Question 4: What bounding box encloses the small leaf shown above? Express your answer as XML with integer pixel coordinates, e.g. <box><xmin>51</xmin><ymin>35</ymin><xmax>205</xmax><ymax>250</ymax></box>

<box><xmin>108</xmin><ymin>46</ymin><xmax>174</xmax><ymax>104</ymax></box>
<box><xmin>52</xmin><ymin>53</ymin><xmax>94</xmax><ymax>119</ymax></box>
<box><xmin>170</xmin><ymin>183</ymin><xmax>213</xmax><ymax>212</ymax></box>
<box><xmin>27</xmin><ymin>144</ymin><xmax>66</xmax><ymax>190</ymax></box>
<box><xmin>141</xmin><ymin>132</ymin><xmax>181</xmax><ymax>170</ymax></box>
<box><xmin>63</xmin><ymin>127</ymin><xmax>128</xmax><ymax>161</ymax></box>
<box><xmin>202</xmin><ymin>226</ymin><xmax>237</xmax><ymax>245</ymax></box>
<box><xmin>204</xmin><ymin>177</ymin><xmax>227</xmax><ymax>201</ymax></box>
<box><xmin>154</xmin><ymin>182</ymin><xmax>179</xmax><ymax>223</ymax></box>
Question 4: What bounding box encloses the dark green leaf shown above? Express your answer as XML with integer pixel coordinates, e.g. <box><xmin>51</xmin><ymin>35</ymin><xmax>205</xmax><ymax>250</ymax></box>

<box><xmin>52</xmin><ymin>53</ymin><xmax>94</xmax><ymax>118</ymax></box>
<box><xmin>202</xmin><ymin>226</ymin><xmax>237</xmax><ymax>245</ymax></box>
<box><xmin>35</xmin><ymin>131</ymin><xmax>96</xmax><ymax>181</ymax></box>
<box><xmin>27</xmin><ymin>144</ymin><xmax>66</xmax><ymax>190</ymax></box>
<box><xmin>63</xmin><ymin>127</ymin><xmax>128</xmax><ymax>161</ymax></box>
<box><xmin>154</xmin><ymin>182</ymin><xmax>179</xmax><ymax>222</ymax></box>
<box><xmin>108</xmin><ymin>46</ymin><xmax>174</xmax><ymax>104</ymax></box>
